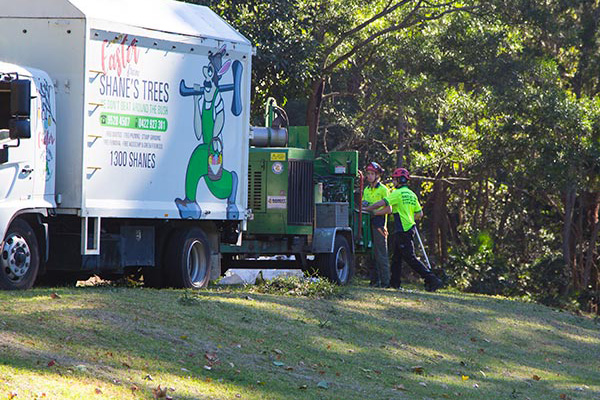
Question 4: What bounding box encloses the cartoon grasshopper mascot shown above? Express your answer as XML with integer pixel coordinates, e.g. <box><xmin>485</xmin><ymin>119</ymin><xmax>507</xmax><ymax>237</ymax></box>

<box><xmin>176</xmin><ymin>45</ymin><xmax>243</xmax><ymax>219</ymax></box>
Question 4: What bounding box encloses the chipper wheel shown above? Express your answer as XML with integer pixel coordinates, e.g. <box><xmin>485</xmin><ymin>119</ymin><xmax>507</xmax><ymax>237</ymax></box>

<box><xmin>315</xmin><ymin>235</ymin><xmax>354</xmax><ymax>285</ymax></box>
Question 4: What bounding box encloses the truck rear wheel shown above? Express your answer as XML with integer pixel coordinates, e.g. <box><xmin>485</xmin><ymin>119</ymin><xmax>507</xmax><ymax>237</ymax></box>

<box><xmin>316</xmin><ymin>235</ymin><xmax>354</xmax><ymax>285</ymax></box>
<box><xmin>166</xmin><ymin>228</ymin><xmax>211</xmax><ymax>289</ymax></box>
<box><xmin>143</xmin><ymin>266</ymin><xmax>165</xmax><ymax>289</ymax></box>
<box><xmin>35</xmin><ymin>272</ymin><xmax>78</xmax><ymax>288</ymax></box>
<box><xmin>0</xmin><ymin>219</ymin><xmax>40</xmax><ymax>290</ymax></box>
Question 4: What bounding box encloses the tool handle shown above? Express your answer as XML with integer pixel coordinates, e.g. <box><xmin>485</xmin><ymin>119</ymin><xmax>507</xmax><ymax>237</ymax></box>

<box><xmin>414</xmin><ymin>226</ymin><xmax>432</xmax><ymax>272</ymax></box>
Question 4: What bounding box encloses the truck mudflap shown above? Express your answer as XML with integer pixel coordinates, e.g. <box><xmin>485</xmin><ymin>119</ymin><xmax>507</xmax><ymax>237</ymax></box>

<box><xmin>312</xmin><ymin>227</ymin><xmax>354</xmax><ymax>254</ymax></box>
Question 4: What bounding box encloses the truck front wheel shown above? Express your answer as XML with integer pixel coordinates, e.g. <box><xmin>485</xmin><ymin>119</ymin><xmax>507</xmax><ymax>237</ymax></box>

<box><xmin>316</xmin><ymin>235</ymin><xmax>354</xmax><ymax>285</ymax></box>
<box><xmin>0</xmin><ymin>219</ymin><xmax>40</xmax><ymax>290</ymax></box>
<box><xmin>166</xmin><ymin>228</ymin><xmax>211</xmax><ymax>289</ymax></box>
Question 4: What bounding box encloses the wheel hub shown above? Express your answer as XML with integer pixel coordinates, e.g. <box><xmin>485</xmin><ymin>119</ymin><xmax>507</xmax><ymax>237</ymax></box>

<box><xmin>2</xmin><ymin>234</ymin><xmax>31</xmax><ymax>282</ymax></box>
<box><xmin>335</xmin><ymin>246</ymin><xmax>348</xmax><ymax>283</ymax></box>
<box><xmin>186</xmin><ymin>240</ymin><xmax>207</xmax><ymax>287</ymax></box>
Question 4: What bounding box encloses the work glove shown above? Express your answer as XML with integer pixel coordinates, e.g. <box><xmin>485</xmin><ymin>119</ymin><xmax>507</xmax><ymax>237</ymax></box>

<box><xmin>362</xmin><ymin>200</ymin><xmax>370</xmax><ymax>208</ymax></box>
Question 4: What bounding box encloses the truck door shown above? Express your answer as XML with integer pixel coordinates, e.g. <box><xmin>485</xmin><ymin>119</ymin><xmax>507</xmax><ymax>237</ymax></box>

<box><xmin>31</xmin><ymin>76</ymin><xmax>56</xmax><ymax>200</ymax></box>
<box><xmin>0</xmin><ymin>77</ymin><xmax>36</xmax><ymax>204</ymax></box>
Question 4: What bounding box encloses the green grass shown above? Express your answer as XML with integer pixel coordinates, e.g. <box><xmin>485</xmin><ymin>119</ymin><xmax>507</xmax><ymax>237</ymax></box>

<box><xmin>0</xmin><ymin>281</ymin><xmax>598</xmax><ymax>399</ymax></box>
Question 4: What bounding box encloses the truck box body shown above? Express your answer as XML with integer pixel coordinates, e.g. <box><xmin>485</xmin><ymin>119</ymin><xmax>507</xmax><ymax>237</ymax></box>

<box><xmin>0</xmin><ymin>0</ymin><xmax>252</xmax><ymax>223</ymax></box>
<box><xmin>0</xmin><ymin>0</ymin><xmax>361</xmax><ymax>290</ymax></box>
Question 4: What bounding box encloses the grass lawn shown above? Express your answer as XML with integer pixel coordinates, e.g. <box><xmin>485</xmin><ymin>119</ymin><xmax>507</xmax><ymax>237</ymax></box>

<box><xmin>0</xmin><ymin>280</ymin><xmax>598</xmax><ymax>399</ymax></box>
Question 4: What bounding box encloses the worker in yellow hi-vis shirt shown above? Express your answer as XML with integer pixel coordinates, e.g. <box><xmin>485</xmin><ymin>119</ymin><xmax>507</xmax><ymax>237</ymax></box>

<box><xmin>365</xmin><ymin>168</ymin><xmax>442</xmax><ymax>292</ymax></box>
<box><xmin>362</xmin><ymin>162</ymin><xmax>390</xmax><ymax>287</ymax></box>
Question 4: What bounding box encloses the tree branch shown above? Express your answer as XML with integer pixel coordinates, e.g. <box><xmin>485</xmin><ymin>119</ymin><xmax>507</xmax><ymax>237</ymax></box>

<box><xmin>324</xmin><ymin>4</ymin><xmax>476</xmax><ymax>74</ymax></box>
<box><xmin>323</xmin><ymin>0</ymin><xmax>414</xmax><ymax>59</ymax></box>
<box><xmin>322</xmin><ymin>91</ymin><xmax>357</xmax><ymax>100</ymax></box>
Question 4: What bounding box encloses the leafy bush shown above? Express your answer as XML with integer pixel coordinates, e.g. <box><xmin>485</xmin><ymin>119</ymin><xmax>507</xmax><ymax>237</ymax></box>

<box><xmin>445</xmin><ymin>231</ymin><xmax>522</xmax><ymax>296</ymax></box>
<box><xmin>526</xmin><ymin>254</ymin><xmax>574</xmax><ymax>308</ymax></box>
<box><xmin>177</xmin><ymin>290</ymin><xmax>208</xmax><ymax>306</ymax></box>
<box><xmin>576</xmin><ymin>289</ymin><xmax>600</xmax><ymax>314</ymax></box>
<box><xmin>252</xmin><ymin>276</ymin><xmax>341</xmax><ymax>298</ymax></box>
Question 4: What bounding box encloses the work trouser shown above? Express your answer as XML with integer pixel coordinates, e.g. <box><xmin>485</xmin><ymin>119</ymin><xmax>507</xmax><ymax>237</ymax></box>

<box><xmin>390</xmin><ymin>226</ymin><xmax>433</xmax><ymax>288</ymax></box>
<box><xmin>369</xmin><ymin>224</ymin><xmax>390</xmax><ymax>287</ymax></box>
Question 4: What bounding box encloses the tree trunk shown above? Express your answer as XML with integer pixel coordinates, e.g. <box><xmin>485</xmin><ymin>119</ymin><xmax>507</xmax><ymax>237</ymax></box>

<box><xmin>571</xmin><ymin>0</ymin><xmax>598</xmax><ymax>98</ymax></box>
<box><xmin>563</xmin><ymin>186</ymin><xmax>577</xmax><ymax>289</ymax></box>
<box><xmin>498</xmin><ymin>192</ymin><xmax>511</xmax><ymax>240</ymax></box>
<box><xmin>307</xmin><ymin>78</ymin><xmax>325</xmax><ymax>153</ymax></box>
<box><xmin>428</xmin><ymin>178</ymin><xmax>440</xmax><ymax>263</ymax></box>
<box><xmin>472</xmin><ymin>180</ymin><xmax>483</xmax><ymax>230</ymax></box>
<box><xmin>428</xmin><ymin>169</ymin><xmax>448</xmax><ymax>265</ymax></box>
<box><xmin>583</xmin><ymin>192</ymin><xmax>600</xmax><ymax>288</ymax></box>
<box><xmin>576</xmin><ymin>196</ymin><xmax>585</xmax><ymax>288</ymax></box>
<box><xmin>481</xmin><ymin>179</ymin><xmax>489</xmax><ymax>227</ymax></box>
<box><xmin>440</xmin><ymin>179</ymin><xmax>448</xmax><ymax>264</ymax></box>
<box><xmin>396</xmin><ymin>107</ymin><xmax>406</xmax><ymax>168</ymax></box>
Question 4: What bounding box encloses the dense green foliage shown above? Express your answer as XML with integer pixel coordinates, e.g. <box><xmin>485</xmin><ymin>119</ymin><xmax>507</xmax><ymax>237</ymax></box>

<box><xmin>183</xmin><ymin>0</ymin><xmax>600</xmax><ymax>312</ymax></box>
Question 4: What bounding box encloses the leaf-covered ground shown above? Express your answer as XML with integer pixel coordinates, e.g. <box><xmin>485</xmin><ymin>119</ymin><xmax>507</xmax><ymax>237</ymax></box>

<box><xmin>0</xmin><ymin>282</ymin><xmax>598</xmax><ymax>399</ymax></box>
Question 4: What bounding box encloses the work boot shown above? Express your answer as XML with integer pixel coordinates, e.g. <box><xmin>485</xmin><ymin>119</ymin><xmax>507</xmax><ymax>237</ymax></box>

<box><xmin>369</xmin><ymin>267</ymin><xmax>380</xmax><ymax>287</ymax></box>
<box><xmin>425</xmin><ymin>275</ymin><xmax>443</xmax><ymax>292</ymax></box>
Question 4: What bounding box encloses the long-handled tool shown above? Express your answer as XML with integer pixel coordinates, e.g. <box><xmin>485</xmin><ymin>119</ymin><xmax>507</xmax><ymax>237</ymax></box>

<box><xmin>413</xmin><ymin>226</ymin><xmax>432</xmax><ymax>272</ymax></box>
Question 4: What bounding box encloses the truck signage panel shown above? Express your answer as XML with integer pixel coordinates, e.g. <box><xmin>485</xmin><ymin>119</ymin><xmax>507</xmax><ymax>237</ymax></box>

<box><xmin>85</xmin><ymin>31</ymin><xmax>250</xmax><ymax>220</ymax></box>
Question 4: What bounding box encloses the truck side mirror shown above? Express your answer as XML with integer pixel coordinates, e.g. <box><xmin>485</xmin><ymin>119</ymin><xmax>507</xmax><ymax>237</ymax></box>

<box><xmin>9</xmin><ymin>79</ymin><xmax>31</xmax><ymax>140</ymax></box>
<box><xmin>10</xmin><ymin>79</ymin><xmax>31</xmax><ymax>117</ymax></box>
<box><xmin>9</xmin><ymin>118</ymin><xmax>30</xmax><ymax>139</ymax></box>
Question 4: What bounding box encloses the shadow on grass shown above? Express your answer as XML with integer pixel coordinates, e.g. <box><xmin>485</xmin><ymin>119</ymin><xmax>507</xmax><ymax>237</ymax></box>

<box><xmin>199</xmin><ymin>284</ymin><xmax>600</xmax><ymax>397</ymax></box>
<box><xmin>0</xmin><ymin>284</ymin><xmax>598</xmax><ymax>400</ymax></box>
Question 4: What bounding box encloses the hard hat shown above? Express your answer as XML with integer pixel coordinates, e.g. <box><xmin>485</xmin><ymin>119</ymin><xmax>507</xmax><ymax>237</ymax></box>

<box><xmin>365</xmin><ymin>161</ymin><xmax>384</xmax><ymax>174</ymax></box>
<box><xmin>392</xmin><ymin>167</ymin><xmax>410</xmax><ymax>180</ymax></box>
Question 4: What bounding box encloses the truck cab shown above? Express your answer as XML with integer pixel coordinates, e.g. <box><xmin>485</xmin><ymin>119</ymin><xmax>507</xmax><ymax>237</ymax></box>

<box><xmin>0</xmin><ymin>63</ymin><xmax>57</xmax><ymax>289</ymax></box>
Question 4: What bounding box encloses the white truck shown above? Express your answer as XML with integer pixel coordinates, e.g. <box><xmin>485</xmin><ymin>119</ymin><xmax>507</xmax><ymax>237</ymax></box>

<box><xmin>0</xmin><ymin>0</ymin><xmax>253</xmax><ymax>289</ymax></box>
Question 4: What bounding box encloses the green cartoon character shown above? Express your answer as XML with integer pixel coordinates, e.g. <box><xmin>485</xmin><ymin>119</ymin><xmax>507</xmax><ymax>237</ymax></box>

<box><xmin>176</xmin><ymin>45</ymin><xmax>243</xmax><ymax>219</ymax></box>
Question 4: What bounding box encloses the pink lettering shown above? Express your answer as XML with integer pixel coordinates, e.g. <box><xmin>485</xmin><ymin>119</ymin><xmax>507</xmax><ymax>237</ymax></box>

<box><xmin>129</xmin><ymin>38</ymin><xmax>140</xmax><ymax>64</ymax></box>
<box><xmin>102</xmin><ymin>40</ymin><xmax>108</xmax><ymax>74</ymax></box>
<box><xmin>101</xmin><ymin>35</ymin><xmax>140</xmax><ymax>76</ymax></box>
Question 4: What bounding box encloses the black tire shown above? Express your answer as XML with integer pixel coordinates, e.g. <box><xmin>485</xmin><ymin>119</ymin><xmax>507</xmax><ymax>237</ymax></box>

<box><xmin>165</xmin><ymin>227</ymin><xmax>211</xmax><ymax>289</ymax></box>
<box><xmin>0</xmin><ymin>219</ymin><xmax>40</xmax><ymax>290</ymax></box>
<box><xmin>294</xmin><ymin>253</ymin><xmax>309</xmax><ymax>270</ymax></box>
<box><xmin>35</xmin><ymin>272</ymin><xmax>78</xmax><ymax>288</ymax></box>
<box><xmin>316</xmin><ymin>235</ymin><xmax>354</xmax><ymax>285</ymax></box>
<box><xmin>143</xmin><ymin>266</ymin><xmax>165</xmax><ymax>288</ymax></box>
